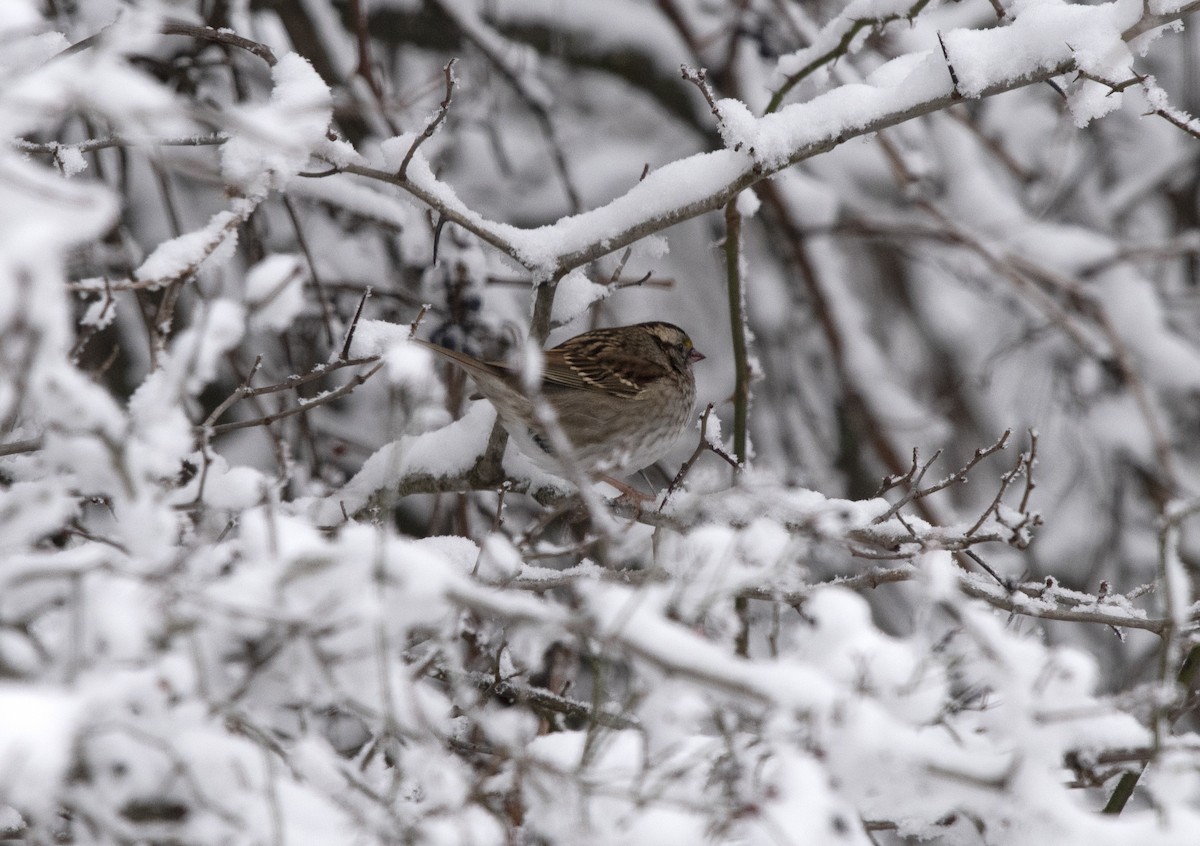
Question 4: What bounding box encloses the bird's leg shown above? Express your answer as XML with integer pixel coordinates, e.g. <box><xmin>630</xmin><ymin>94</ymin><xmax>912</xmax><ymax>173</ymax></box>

<box><xmin>598</xmin><ymin>474</ymin><xmax>656</xmax><ymax>503</ymax></box>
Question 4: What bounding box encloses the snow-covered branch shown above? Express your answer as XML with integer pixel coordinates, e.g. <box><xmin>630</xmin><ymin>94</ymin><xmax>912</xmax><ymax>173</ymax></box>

<box><xmin>5</xmin><ymin>0</ymin><xmax>1200</xmax><ymax>842</ymax></box>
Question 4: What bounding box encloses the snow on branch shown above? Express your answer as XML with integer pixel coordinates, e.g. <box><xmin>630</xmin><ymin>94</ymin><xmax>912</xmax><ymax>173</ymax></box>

<box><xmin>7</xmin><ymin>1</ymin><xmax>1200</xmax><ymax>843</ymax></box>
<box><xmin>333</xmin><ymin>1</ymin><xmax>1200</xmax><ymax>281</ymax></box>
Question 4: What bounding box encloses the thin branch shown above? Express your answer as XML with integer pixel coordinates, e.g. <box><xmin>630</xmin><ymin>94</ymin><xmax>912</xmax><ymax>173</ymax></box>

<box><xmin>55</xmin><ymin>18</ymin><xmax>278</xmax><ymax>66</ymax></box>
<box><xmin>320</xmin><ymin>2</ymin><xmax>1200</xmax><ymax>284</ymax></box>
<box><xmin>724</xmin><ymin>198</ymin><xmax>750</xmax><ymax>464</ymax></box>
<box><xmin>338</xmin><ymin>161</ymin><xmax>525</xmax><ymax>266</ymax></box>
<box><xmin>432</xmin><ymin>0</ymin><xmax>581</xmax><ymax>211</ymax></box>
<box><xmin>956</xmin><ymin>548</ymin><xmax>1007</xmax><ymax>588</ymax></box>
<box><xmin>607</xmin><ymin>247</ymin><xmax>634</xmax><ymax>286</ymax></box>
<box><xmin>202</xmin><ymin>355</ymin><xmax>264</xmax><ymax>430</ymax></box>
<box><xmin>681</xmin><ymin>65</ymin><xmax>723</xmax><ymax>122</ymax></box>
<box><xmin>765</xmin><ymin>0</ymin><xmax>934</xmax><ymax>114</ymax></box>
<box><xmin>958</xmin><ymin>575</ymin><xmax>1165</xmax><ymax>634</ymax></box>
<box><xmin>659</xmin><ymin>404</ymin><xmax>739</xmax><ymax>511</ymax></box>
<box><xmin>408</xmin><ymin>304</ymin><xmax>431</xmax><ymax>338</ymax></box>
<box><xmin>0</xmin><ymin>437</ymin><xmax>43</xmax><ymax>457</ymax></box>
<box><xmin>874</xmin><ymin>447</ymin><xmax>942</xmax><ymax>507</ymax></box>
<box><xmin>348</xmin><ymin>0</ymin><xmax>384</xmax><ymax>99</ymax></box>
<box><xmin>341</xmin><ymin>289</ymin><xmax>372</xmax><ymax>361</ymax></box>
<box><xmin>1010</xmin><ymin>256</ymin><xmax>1179</xmax><ymax>490</ymax></box>
<box><xmin>160</xmin><ymin>20</ymin><xmax>278</xmax><ymax>66</ymax></box>
<box><xmin>207</xmin><ymin>362</ymin><xmax>384</xmax><ymax>436</ymax></box>
<box><xmin>874</xmin><ymin>430</ymin><xmax>1011</xmax><ymax>524</ymax></box>
<box><xmin>872</xmin><ymin>447</ymin><xmax>922</xmax><ymax>498</ymax></box>
<box><xmin>14</xmin><ymin>133</ymin><xmax>229</xmax><ymax>157</ymax></box>
<box><xmin>282</xmin><ymin>196</ymin><xmax>336</xmax><ymax>349</ymax></box>
<box><xmin>450</xmin><ymin>669</ymin><xmax>637</xmax><ymax>730</ymax></box>
<box><xmin>397</xmin><ymin>59</ymin><xmax>457</xmax><ymax>182</ymax></box>
<box><xmin>1017</xmin><ymin>428</ymin><xmax>1039</xmax><ymax>515</ymax></box>
<box><xmin>735</xmin><ymin>565</ymin><xmax>917</xmax><ymax>601</ymax></box>
<box><xmin>965</xmin><ymin>444</ymin><xmax>1028</xmax><ymax>536</ymax></box>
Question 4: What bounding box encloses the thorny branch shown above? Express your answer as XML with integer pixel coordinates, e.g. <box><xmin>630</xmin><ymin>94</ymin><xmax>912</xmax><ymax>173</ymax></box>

<box><xmin>1076</xmin><ymin>69</ymin><xmax>1200</xmax><ymax>142</ymax></box>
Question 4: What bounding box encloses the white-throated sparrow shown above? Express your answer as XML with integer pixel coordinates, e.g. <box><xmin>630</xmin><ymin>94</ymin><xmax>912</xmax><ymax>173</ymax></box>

<box><xmin>415</xmin><ymin>322</ymin><xmax>704</xmax><ymax>479</ymax></box>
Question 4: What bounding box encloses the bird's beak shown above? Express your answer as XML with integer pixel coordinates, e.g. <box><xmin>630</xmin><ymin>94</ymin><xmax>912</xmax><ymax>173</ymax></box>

<box><xmin>688</xmin><ymin>349</ymin><xmax>706</xmax><ymax>364</ymax></box>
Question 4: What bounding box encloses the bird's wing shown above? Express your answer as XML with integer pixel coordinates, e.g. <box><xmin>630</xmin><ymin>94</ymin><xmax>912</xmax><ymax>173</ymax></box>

<box><xmin>542</xmin><ymin>336</ymin><xmax>664</xmax><ymax>398</ymax></box>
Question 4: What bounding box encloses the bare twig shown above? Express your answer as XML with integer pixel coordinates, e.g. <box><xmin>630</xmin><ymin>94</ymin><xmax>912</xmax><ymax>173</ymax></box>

<box><xmin>397</xmin><ymin>59</ymin><xmax>457</xmax><ymax>182</ymax></box>
<box><xmin>724</xmin><ymin>198</ymin><xmax>750</xmax><ymax>464</ymax></box>
<box><xmin>681</xmin><ymin>65</ymin><xmax>722</xmax><ymax>122</ymax></box>
<box><xmin>608</xmin><ymin>248</ymin><xmax>634</xmax><ymax>287</ymax></box>
<box><xmin>160</xmin><ymin>20</ymin><xmax>278</xmax><ymax>66</ymax></box>
<box><xmin>659</xmin><ymin>404</ymin><xmax>739</xmax><ymax>511</ymax></box>
<box><xmin>408</xmin><ymin>304</ymin><xmax>431</xmax><ymax>338</ymax></box>
<box><xmin>222</xmin><ymin>356</ymin><xmax>380</xmax><ymax>407</ymax></box>
<box><xmin>874</xmin><ymin>447</ymin><xmax>943</xmax><ymax>505</ymax></box>
<box><xmin>966</xmin><ymin>443</ymin><xmax>1027</xmax><ymax>537</ymax></box>
<box><xmin>207</xmin><ymin>361</ymin><xmax>384</xmax><ymax>436</ymax></box>
<box><xmin>14</xmin><ymin>133</ymin><xmax>229</xmax><ymax>157</ymax></box>
<box><xmin>202</xmin><ymin>355</ymin><xmax>264</xmax><ymax>430</ymax></box>
<box><xmin>432</xmin><ymin>0</ymin><xmax>581</xmax><ymax>211</ymax></box>
<box><xmin>449</xmin><ymin>669</ymin><xmax>637</xmax><ymax>730</ymax></box>
<box><xmin>874</xmin><ymin>430</ymin><xmax>1011</xmax><ymax>524</ymax></box>
<box><xmin>956</xmin><ymin>548</ymin><xmax>1007</xmax><ymax>588</ymax></box>
<box><xmin>282</xmin><ymin>196</ymin><xmax>336</xmax><ymax>349</ymax></box>
<box><xmin>0</xmin><ymin>437</ymin><xmax>43</xmax><ymax>457</ymax></box>
<box><xmin>872</xmin><ymin>447</ymin><xmax>922</xmax><ymax>498</ymax></box>
<box><xmin>341</xmin><ymin>289</ymin><xmax>372</xmax><ymax>361</ymax></box>
<box><xmin>1017</xmin><ymin>428</ymin><xmax>1039</xmax><ymax>515</ymax></box>
<box><xmin>1081</xmin><ymin>68</ymin><xmax>1200</xmax><ymax>141</ymax></box>
<box><xmin>938</xmin><ymin>32</ymin><xmax>961</xmax><ymax>98</ymax></box>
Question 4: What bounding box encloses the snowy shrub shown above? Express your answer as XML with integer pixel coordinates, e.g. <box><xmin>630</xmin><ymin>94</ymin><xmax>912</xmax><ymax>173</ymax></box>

<box><xmin>3</xmin><ymin>0</ymin><xmax>1200</xmax><ymax>843</ymax></box>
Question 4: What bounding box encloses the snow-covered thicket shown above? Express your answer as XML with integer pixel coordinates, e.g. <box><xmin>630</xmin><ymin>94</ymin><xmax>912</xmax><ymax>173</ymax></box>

<box><xmin>3</xmin><ymin>0</ymin><xmax>1200</xmax><ymax>842</ymax></box>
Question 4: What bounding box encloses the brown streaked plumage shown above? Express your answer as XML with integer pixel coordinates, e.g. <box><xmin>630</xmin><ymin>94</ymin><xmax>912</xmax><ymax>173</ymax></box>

<box><xmin>414</xmin><ymin>322</ymin><xmax>704</xmax><ymax>478</ymax></box>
